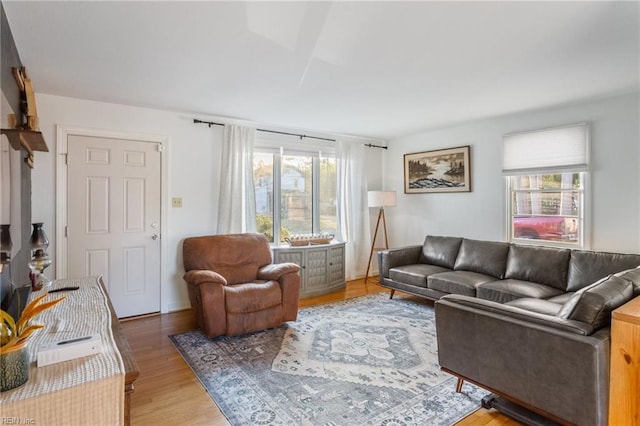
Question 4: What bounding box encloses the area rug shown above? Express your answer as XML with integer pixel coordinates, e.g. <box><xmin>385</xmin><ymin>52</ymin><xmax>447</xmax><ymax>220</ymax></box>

<box><xmin>170</xmin><ymin>293</ymin><xmax>488</xmax><ymax>425</ymax></box>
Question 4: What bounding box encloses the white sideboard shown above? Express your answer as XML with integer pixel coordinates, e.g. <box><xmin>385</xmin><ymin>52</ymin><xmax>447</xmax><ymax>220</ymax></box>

<box><xmin>272</xmin><ymin>242</ymin><xmax>346</xmax><ymax>298</ymax></box>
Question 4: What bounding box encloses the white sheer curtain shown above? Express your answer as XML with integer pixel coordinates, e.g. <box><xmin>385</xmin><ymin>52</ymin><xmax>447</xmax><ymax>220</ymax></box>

<box><xmin>217</xmin><ymin>125</ymin><xmax>257</xmax><ymax>234</ymax></box>
<box><xmin>336</xmin><ymin>140</ymin><xmax>370</xmax><ymax>280</ymax></box>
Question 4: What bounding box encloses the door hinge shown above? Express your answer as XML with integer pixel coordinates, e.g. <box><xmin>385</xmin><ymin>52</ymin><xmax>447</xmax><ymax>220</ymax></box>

<box><xmin>156</xmin><ymin>143</ymin><xmax>163</xmax><ymax>152</ymax></box>
<box><xmin>65</xmin><ymin>226</ymin><xmax>68</xmax><ymax>237</ymax></box>
<box><xmin>63</xmin><ymin>153</ymin><xmax>68</xmax><ymax>165</ymax></box>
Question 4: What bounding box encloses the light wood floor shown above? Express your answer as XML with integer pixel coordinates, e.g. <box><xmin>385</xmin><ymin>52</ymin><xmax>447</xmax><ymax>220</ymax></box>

<box><xmin>120</xmin><ymin>278</ymin><xmax>519</xmax><ymax>425</ymax></box>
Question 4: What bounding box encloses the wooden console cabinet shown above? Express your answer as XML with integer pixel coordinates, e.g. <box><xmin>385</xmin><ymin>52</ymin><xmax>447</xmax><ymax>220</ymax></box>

<box><xmin>102</xmin><ymin>279</ymin><xmax>140</xmax><ymax>426</ymax></box>
<box><xmin>609</xmin><ymin>296</ymin><xmax>640</xmax><ymax>425</ymax></box>
<box><xmin>272</xmin><ymin>242</ymin><xmax>346</xmax><ymax>298</ymax></box>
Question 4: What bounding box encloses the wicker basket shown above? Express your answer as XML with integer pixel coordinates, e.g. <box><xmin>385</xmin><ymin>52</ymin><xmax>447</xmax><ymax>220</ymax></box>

<box><xmin>285</xmin><ymin>236</ymin><xmax>334</xmax><ymax>246</ymax></box>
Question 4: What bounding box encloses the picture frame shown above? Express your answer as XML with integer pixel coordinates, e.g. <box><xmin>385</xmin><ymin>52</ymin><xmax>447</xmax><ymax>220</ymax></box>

<box><xmin>404</xmin><ymin>145</ymin><xmax>471</xmax><ymax>193</ymax></box>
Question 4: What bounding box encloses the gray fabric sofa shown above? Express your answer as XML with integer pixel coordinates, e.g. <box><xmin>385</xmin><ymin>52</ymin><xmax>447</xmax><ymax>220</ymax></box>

<box><xmin>378</xmin><ymin>235</ymin><xmax>640</xmax><ymax>425</ymax></box>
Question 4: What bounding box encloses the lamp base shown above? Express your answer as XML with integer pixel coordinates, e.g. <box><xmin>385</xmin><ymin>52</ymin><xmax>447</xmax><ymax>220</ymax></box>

<box><xmin>30</xmin><ymin>271</ymin><xmax>52</xmax><ymax>291</ymax></box>
<box><xmin>364</xmin><ymin>207</ymin><xmax>389</xmax><ymax>285</ymax></box>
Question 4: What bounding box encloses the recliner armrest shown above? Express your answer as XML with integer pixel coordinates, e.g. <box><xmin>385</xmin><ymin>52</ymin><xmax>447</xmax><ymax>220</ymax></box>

<box><xmin>183</xmin><ymin>269</ymin><xmax>228</xmax><ymax>286</ymax></box>
<box><xmin>378</xmin><ymin>245</ymin><xmax>422</xmax><ymax>278</ymax></box>
<box><xmin>257</xmin><ymin>263</ymin><xmax>300</xmax><ymax>280</ymax></box>
<box><xmin>437</xmin><ymin>294</ymin><xmax>594</xmax><ymax>335</ymax></box>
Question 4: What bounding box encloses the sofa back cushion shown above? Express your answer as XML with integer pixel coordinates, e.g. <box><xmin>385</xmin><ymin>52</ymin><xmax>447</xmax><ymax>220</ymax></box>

<box><xmin>453</xmin><ymin>239</ymin><xmax>510</xmax><ymax>278</ymax></box>
<box><xmin>420</xmin><ymin>236</ymin><xmax>463</xmax><ymax>269</ymax></box>
<box><xmin>567</xmin><ymin>250</ymin><xmax>640</xmax><ymax>292</ymax></box>
<box><xmin>615</xmin><ymin>266</ymin><xmax>640</xmax><ymax>297</ymax></box>
<box><xmin>558</xmin><ymin>275</ymin><xmax>634</xmax><ymax>329</ymax></box>
<box><xmin>505</xmin><ymin>244</ymin><xmax>571</xmax><ymax>290</ymax></box>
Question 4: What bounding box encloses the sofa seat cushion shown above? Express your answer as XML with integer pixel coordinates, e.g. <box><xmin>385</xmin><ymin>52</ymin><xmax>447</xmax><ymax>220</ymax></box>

<box><xmin>389</xmin><ymin>264</ymin><xmax>451</xmax><ymax>288</ymax></box>
<box><xmin>505</xmin><ymin>298</ymin><xmax>564</xmax><ymax>316</ymax></box>
<box><xmin>477</xmin><ymin>279</ymin><xmax>564</xmax><ymax>303</ymax></box>
<box><xmin>547</xmin><ymin>292</ymin><xmax>575</xmax><ymax>304</ymax></box>
<box><xmin>505</xmin><ymin>245</ymin><xmax>571</xmax><ymax>290</ymax></box>
<box><xmin>225</xmin><ymin>280</ymin><xmax>282</xmax><ymax>313</ymax></box>
<box><xmin>453</xmin><ymin>239</ymin><xmax>510</xmax><ymax>278</ymax></box>
<box><xmin>427</xmin><ymin>271</ymin><xmax>496</xmax><ymax>297</ymax></box>
<box><xmin>558</xmin><ymin>275</ymin><xmax>634</xmax><ymax>329</ymax></box>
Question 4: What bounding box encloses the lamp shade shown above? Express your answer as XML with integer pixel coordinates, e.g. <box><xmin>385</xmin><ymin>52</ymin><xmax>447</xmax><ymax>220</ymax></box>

<box><xmin>368</xmin><ymin>191</ymin><xmax>396</xmax><ymax>208</ymax></box>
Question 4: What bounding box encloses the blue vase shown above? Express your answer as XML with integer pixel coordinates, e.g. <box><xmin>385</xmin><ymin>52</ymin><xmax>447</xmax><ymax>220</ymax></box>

<box><xmin>0</xmin><ymin>346</ymin><xmax>30</xmax><ymax>391</ymax></box>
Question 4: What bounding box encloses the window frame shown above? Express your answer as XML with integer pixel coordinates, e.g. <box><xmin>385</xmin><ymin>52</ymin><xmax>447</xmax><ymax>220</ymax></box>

<box><xmin>505</xmin><ymin>172</ymin><xmax>589</xmax><ymax>249</ymax></box>
<box><xmin>254</xmin><ymin>134</ymin><xmax>336</xmax><ymax>244</ymax></box>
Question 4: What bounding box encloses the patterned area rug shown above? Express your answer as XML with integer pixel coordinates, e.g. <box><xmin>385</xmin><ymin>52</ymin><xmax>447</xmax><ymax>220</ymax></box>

<box><xmin>170</xmin><ymin>293</ymin><xmax>488</xmax><ymax>425</ymax></box>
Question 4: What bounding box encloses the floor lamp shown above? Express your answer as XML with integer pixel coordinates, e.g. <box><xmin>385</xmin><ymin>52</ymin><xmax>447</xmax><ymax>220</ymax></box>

<box><xmin>365</xmin><ymin>190</ymin><xmax>396</xmax><ymax>283</ymax></box>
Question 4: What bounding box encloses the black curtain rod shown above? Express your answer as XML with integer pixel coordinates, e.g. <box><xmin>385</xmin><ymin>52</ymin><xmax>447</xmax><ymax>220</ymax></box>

<box><xmin>194</xmin><ymin>118</ymin><xmax>335</xmax><ymax>142</ymax></box>
<box><xmin>364</xmin><ymin>143</ymin><xmax>388</xmax><ymax>150</ymax></box>
<box><xmin>194</xmin><ymin>118</ymin><xmax>224</xmax><ymax>127</ymax></box>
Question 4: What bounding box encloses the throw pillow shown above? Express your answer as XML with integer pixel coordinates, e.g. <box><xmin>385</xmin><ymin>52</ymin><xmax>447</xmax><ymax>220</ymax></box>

<box><xmin>557</xmin><ymin>275</ymin><xmax>610</xmax><ymax>319</ymax></box>
<box><xmin>559</xmin><ymin>275</ymin><xmax>634</xmax><ymax>329</ymax></box>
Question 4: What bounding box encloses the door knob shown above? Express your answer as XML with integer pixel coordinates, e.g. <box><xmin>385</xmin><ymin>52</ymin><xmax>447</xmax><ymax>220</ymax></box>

<box><xmin>152</xmin><ymin>234</ymin><xmax>159</xmax><ymax>240</ymax></box>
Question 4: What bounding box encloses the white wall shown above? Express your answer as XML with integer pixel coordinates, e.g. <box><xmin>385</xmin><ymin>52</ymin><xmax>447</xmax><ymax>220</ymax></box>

<box><xmin>32</xmin><ymin>93</ymin><xmax>384</xmax><ymax>312</ymax></box>
<box><xmin>384</xmin><ymin>92</ymin><xmax>640</xmax><ymax>253</ymax></box>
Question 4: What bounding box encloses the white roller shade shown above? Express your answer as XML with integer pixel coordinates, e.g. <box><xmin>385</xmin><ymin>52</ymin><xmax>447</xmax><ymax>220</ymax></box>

<box><xmin>503</xmin><ymin>123</ymin><xmax>588</xmax><ymax>175</ymax></box>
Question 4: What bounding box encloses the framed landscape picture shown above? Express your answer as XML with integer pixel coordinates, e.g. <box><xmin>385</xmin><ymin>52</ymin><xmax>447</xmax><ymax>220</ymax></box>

<box><xmin>404</xmin><ymin>145</ymin><xmax>471</xmax><ymax>193</ymax></box>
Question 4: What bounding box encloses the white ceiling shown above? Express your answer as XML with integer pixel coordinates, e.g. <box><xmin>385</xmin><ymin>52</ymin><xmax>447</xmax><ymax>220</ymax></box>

<box><xmin>3</xmin><ymin>1</ymin><xmax>639</xmax><ymax>140</ymax></box>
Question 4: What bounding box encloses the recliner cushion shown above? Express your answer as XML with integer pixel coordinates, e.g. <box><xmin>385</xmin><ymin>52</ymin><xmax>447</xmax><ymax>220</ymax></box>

<box><xmin>428</xmin><ymin>271</ymin><xmax>496</xmax><ymax>297</ymax></box>
<box><xmin>477</xmin><ymin>279</ymin><xmax>564</xmax><ymax>303</ymax></box>
<box><xmin>225</xmin><ymin>280</ymin><xmax>282</xmax><ymax>313</ymax></box>
<box><xmin>505</xmin><ymin>245</ymin><xmax>571</xmax><ymax>290</ymax></box>
<box><xmin>420</xmin><ymin>236</ymin><xmax>463</xmax><ymax>269</ymax></box>
<box><xmin>453</xmin><ymin>239</ymin><xmax>510</xmax><ymax>278</ymax></box>
<box><xmin>389</xmin><ymin>264</ymin><xmax>451</xmax><ymax>288</ymax></box>
<box><xmin>558</xmin><ymin>275</ymin><xmax>634</xmax><ymax>329</ymax></box>
<box><xmin>183</xmin><ymin>233</ymin><xmax>273</xmax><ymax>284</ymax></box>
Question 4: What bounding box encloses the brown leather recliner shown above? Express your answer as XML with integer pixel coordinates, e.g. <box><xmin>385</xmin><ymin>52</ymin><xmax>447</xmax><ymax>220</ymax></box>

<box><xmin>182</xmin><ymin>233</ymin><xmax>301</xmax><ymax>338</ymax></box>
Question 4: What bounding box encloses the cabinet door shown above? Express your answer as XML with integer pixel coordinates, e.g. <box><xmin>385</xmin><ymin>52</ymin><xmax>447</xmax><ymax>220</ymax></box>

<box><xmin>274</xmin><ymin>249</ymin><xmax>304</xmax><ymax>271</ymax></box>
<box><xmin>329</xmin><ymin>245</ymin><xmax>345</xmax><ymax>286</ymax></box>
<box><xmin>305</xmin><ymin>248</ymin><xmax>329</xmax><ymax>291</ymax></box>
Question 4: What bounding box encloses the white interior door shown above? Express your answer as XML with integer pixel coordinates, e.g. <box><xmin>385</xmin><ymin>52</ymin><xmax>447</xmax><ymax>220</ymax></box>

<box><xmin>67</xmin><ymin>135</ymin><xmax>161</xmax><ymax>317</ymax></box>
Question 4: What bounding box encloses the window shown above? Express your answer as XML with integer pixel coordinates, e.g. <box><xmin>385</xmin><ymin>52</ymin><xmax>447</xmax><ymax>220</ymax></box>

<box><xmin>253</xmin><ymin>136</ymin><xmax>337</xmax><ymax>243</ymax></box>
<box><xmin>503</xmin><ymin>123</ymin><xmax>588</xmax><ymax>248</ymax></box>
<box><xmin>508</xmin><ymin>172</ymin><xmax>583</xmax><ymax>245</ymax></box>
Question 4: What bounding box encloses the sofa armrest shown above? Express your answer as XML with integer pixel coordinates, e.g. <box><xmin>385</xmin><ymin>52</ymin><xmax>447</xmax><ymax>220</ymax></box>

<box><xmin>435</xmin><ymin>294</ymin><xmax>610</xmax><ymax>426</ymax></box>
<box><xmin>183</xmin><ymin>269</ymin><xmax>228</xmax><ymax>286</ymax></box>
<box><xmin>378</xmin><ymin>245</ymin><xmax>422</xmax><ymax>278</ymax></box>
<box><xmin>257</xmin><ymin>263</ymin><xmax>300</xmax><ymax>281</ymax></box>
